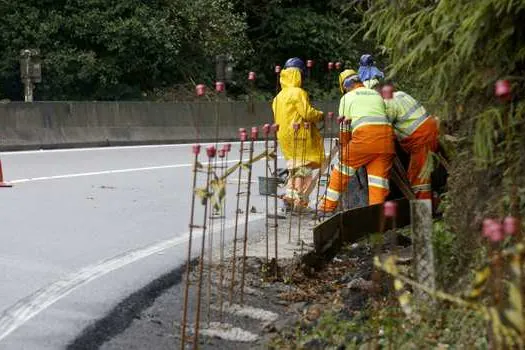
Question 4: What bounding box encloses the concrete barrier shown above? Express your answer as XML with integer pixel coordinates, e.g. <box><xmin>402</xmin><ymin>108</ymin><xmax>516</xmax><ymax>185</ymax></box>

<box><xmin>0</xmin><ymin>101</ymin><xmax>338</xmax><ymax>151</ymax></box>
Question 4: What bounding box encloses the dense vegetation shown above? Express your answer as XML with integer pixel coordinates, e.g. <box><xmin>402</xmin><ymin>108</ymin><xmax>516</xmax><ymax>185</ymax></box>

<box><xmin>360</xmin><ymin>0</ymin><xmax>525</xmax><ymax>285</ymax></box>
<box><xmin>0</xmin><ymin>0</ymin><xmax>370</xmax><ymax>101</ymax></box>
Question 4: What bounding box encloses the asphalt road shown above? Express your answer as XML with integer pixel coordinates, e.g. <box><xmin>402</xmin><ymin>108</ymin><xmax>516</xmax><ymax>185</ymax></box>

<box><xmin>0</xmin><ymin>142</ymin><xmax>282</xmax><ymax>349</ymax></box>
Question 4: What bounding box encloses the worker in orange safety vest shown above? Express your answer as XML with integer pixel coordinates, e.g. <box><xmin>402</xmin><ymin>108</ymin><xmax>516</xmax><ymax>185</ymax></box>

<box><xmin>317</xmin><ymin>69</ymin><xmax>395</xmax><ymax>213</ymax></box>
<box><xmin>380</xmin><ymin>83</ymin><xmax>439</xmax><ymax>200</ymax></box>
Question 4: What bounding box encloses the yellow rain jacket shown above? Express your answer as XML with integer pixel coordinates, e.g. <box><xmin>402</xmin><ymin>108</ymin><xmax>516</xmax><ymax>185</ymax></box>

<box><xmin>272</xmin><ymin>68</ymin><xmax>324</xmax><ymax>168</ymax></box>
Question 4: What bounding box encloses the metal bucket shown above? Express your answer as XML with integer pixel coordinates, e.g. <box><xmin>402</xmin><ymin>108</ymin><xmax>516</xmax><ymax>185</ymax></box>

<box><xmin>258</xmin><ymin>176</ymin><xmax>278</xmax><ymax>196</ymax></box>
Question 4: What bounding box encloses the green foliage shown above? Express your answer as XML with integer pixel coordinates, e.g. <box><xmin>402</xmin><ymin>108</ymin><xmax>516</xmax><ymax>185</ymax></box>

<box><xmin>272</xmin><ymin>304</ymin><xmax>488</xmax><ymax>349</ymax></box>
<box><xmin>232</xmin><ymin>0</ymin><xmax>375</xmax><ymax>99</ymax></box>
<box><xmin>361</xmin><ymin>0</ymin><xmax>525</xmax><ymax>168</ymax></box>
<box><xmin>0</xmin><ymin>0</ymin><xmax>247</xmax><ymax>100</ymax></box>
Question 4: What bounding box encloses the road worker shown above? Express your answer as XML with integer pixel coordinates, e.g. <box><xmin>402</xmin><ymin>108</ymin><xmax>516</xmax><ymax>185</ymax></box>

<box><xmin>381</xmin><ymin>83</ymin><xmax>439</xmax><ymax>200</ymax></box>
<box><xmin>272</xmin><ymin>57</ymin><xmax>325</xmax><ymax>210</ymax></box>
<box><xmin>318</xmin><ymin>70</ymin><xmax>395</xmax><ymax>213</ymax></box>
<box><xmin>358</xmin><ymin>54</ymin><xmax>384</xmax><ymax>89</ymax></box>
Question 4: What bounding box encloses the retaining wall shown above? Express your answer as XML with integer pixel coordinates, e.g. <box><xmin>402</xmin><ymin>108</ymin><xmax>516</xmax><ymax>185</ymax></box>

<box><xmin>0</xmin><ymin>101</ymin><xmax>338</xmax><ymax>151</ymax></box>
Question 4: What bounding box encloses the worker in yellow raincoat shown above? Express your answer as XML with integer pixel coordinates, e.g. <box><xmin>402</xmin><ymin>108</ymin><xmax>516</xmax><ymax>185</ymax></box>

<box><xmin>381</xmin><ymin>84</ymin><xmax>439</xmax><ymax>200</ymax></box>
<box><xmin>318</xmin><ymin>69</ymin><xmax>395</xmax><ymax>213</ymax></box>
<box><xmin>272</xmin><ymin>57</ymin><xmax>324</xmax><ymax>210</ymax></box>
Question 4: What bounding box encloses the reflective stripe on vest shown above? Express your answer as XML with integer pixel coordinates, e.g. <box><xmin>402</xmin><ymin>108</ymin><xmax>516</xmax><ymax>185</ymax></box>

<box><xmin>355</xmin><ymin>90</ymin><xmax>380</xmax><ymax>96</ymax></box>
<box><xmin>412</xmin><ymin>184</ymin><xmax>432</xmax><ymax>193</ymax></box>
<box><xmin>351</xmin><ymin>116</ymin><xmax>391</xmax><ymax>132</ymax></box>
<box><xmin>399</xmin><ymin>101</ymin><xmax>423</xmax><ymax>122</ymax></box>
<box><xmin>397</xmin><ymin>112</ymin><xmax>429</xmax><ymax>139</ymax></box>
<box><xmin>368</xmin><ymin>175</ymin><xmax>389</xmax><ymax>190</ymax></box>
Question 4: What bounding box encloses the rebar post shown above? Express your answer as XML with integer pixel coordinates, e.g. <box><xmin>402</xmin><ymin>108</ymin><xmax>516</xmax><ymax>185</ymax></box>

<box><xmin>288</xmin><ymin>123</ymin><xmax>301</xmax><ymax>243</ymax></box>
<box><xmin>314</xmin><ymin>113</ymin><xmax>328</xmax><ymax>221</ymax></box>
<box><xmin>217</xmin><ymin>146</ymin><xmax>229</xmax><ymax>322</ymax></box>
<box><xmin>296</xmin><ymin>122</ymin><xmax>310</xmax><ymax>245</ymax></box>
<box><xmin>192</xmin><ymin>146</ymin><xmax>216</xmax><ymax>348</ymax></box>
<box><xmin>271</xmin><ymin>124</ymin><xmax>280</xmax><ymax>277</ymax></box>
<box><xmin>263</xmin><ymin>123</ymin><xmax>271</xmax><ymax>264</ymax></box>
<box><xmin>228</xmin><ymin>129</ymin><xmax>247</xmax><ymax>304</ymax></box>
<box><xmin>240</xmin><ymin>127</ymin><xmax>257</xmax><ymax>305</ymax></box>
<box><xmin>180</xmin><ymin>144</ymin><xmax>202</xmax><ymax>350</ymax></box>
<box><xmin>343</xmin><ymin>118</ymin><xmax>352</xmax><ymax>211</ymax></box>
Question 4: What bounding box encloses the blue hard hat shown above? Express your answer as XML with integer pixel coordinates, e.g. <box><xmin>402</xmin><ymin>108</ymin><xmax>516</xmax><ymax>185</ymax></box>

<box><xmin>360</xmin><ymin>54</ymin><xmax>374</xmax><ymax>67</ymax></box>
<box><xmin>284</xmin><ymin>57</ymin><xmax>306</xmax><ymax>74</ymax></box>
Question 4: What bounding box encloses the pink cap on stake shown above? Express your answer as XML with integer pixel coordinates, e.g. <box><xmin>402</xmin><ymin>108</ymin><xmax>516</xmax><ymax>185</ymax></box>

<box><xmin>503</xmin><ymin>216</ymin><xmax>519</xmax><ymax>236</ymax></box>
<box><xmin>251</xmin><ymin>126</ymin><xmax>258</xmax><ymax>140</ymax></box>
<box><xmin>271</xmin><ymin>124</ymin><xmax>280</xmax><ymax>133</ymax></box>
<box><xmin>381</xmin><ymin>85</ymin><xmax>394</xmax><ymax>100</ymax></box>
<box><xmin>488</xmin><ymin>222</ymin><xmax>505</xmax><ymax>242</ymax></box>
<box><xmin>327</xmin><ymin>112</ymin><xmax>334</xmax><ymax>119</ymax></box>
<box><xmin>335</xmin><ymin>62</ymin><xmax>342</xmax><ymax>70</ymax></box>
<box><xmin>303</xmin><ymin>122</ymin><xmax>311</xmax><ymax>129</ymax></box>
<box><xmin>482</xmin><ymin>218</ymin><xmax>497</xmax><ymax>238</ymax></box>
<box><xmin>196</xmin><ymin>84</ymin><xmax>206</xmax><ymax>97</ymax></box>
<box><xmin>495</xmin><ymin>80</ymin><xmax>512</xmax><ymax>101</ymax></box>
<box><xmin>218</xmin><ymin>149</ymin><xmax>226</xmax><ymax>158</ymax></box>
<box><xmin>215</xmin><ymin>81</ymin><xmax>225</xmax><ymax>93</ymax></box>
<box><xmin>224</xmin><ymin>143</ymin><xmax>232</xmax><ymax>153</ymax></box>
<box><xmin>239</xmin><ymin>128</ymin><xmax>247</xmax><ymax>141</ymax></box>
<box><xmin>206</xmin><ymin>146</ymin><xmax>217</xmax><ymax>158</ymax></box>
<box><xmin>328</xmin><ymin>62</ymin><xmax>334</xmax><ymax>71</ymax></box>
<box><xmin>384</xmin><ymin>201</ymin><xmax>397</xmax><ymax>218</ymax></box>
<box><xmin>306</xmin><ymin>60</ymin><xmax>314</xmax><ymax>68</ymax></box>
<box><xmin>192</xmin><ymin>144</ymin><xmax>201</xmax><ymax>155</ymax></box>
<box><xmin>482</xmin><ymin>218</ymin><xmax>505</xmax><ymax>242</ymax></box>
<box><xmin>263</xmin><ymin>123</ymin><xmax>271</xmax><ymax>136</ymax></box>
<box><xmin>240</xmin><ymin>131</ymin><xmax>247</xmax><ymax>142</ymax></box>
<box><xmin>275</xmin><ymin>65</ymin><xmax>281</xmax><ymax>74</ymax></box>
<box><xmin>337</xmin><ymin>116</ymin><xmax>345</xmax><ymax>124</ymax></box>
<box><xmin>292</xmin><ymin>123</ymin><xmax>301</xmax><ymax>131</ymax></box>
<box><xmin>248</xmin><ymin>71</ymin><xmax>256</xmax><ymax>81</ymax></box>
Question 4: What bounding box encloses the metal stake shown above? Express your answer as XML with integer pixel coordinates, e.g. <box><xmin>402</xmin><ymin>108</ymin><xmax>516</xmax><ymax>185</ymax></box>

<box><xmin>228</xmin><ymin>130</ymin><xmax>247</xmax><ymax>304</ymax></box>
<box><xmin>314</xmin><ymin>114</ymin><xmax>328</xmax><ymax>221</ymax></box>
<box><xmin>218</xmin><ymin>146</ymin><xmax>229</xmax><ymax>322</ymax></box>
<box><xmin>296</xmin><ymin>122</ymin><xmax>310</xmax><ymax>245</ymax></box>
<box><xmin>192</xmin><ymin>146</ymin><xmax>216</xmax><ymax>348</ymax></box>
<box><xmin>263</xmin><ymin>124</ymin><xmax>271</xmax><ymax>264</ymax></box>
<box><xmin>272</xmin><ymin>124</ymin><xmax>280</xmax><ymax>276</ymax></box>
<box><xmin>180</xmin><ymin>144</ymin><xmax>202</xmax><ymax>350</ymax></box>
<box><xmin>337</xmin><ymin>117</ymin><xmax>345</xmax><ymax>232</ymax></box>
<box><xmin>206</xmin><ymin>156</ymin><xmax>219</xmax><ymax>326</ymax></box>
<box><xmin>240</xmin><ymin>127</ymin><xmax>257</xmax><ymax>305</ymax></box>
<box><xmin>343</xmin><ymin>119</ymin><xmax>352</xmax><ymax>211</ymax></box>
<box><xmin>320</xmin><ymin>113</ymin><xmax>335</xmax><ymax>222</ymax></box>
<box><xmin>288</xmin><ymin>123</ymin><xmax>301</xmax><ymax>243</ymax></box>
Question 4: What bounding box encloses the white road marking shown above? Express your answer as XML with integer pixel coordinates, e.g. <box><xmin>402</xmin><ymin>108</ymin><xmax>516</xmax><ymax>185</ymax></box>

<box><xmin>8</xmin><ymin>156</ymin><xmax>284</xmax><ymax>184</ymax></box>
<box><xmin>0</xmin><ymin>214</ymin><xmax>265</xmax><ymax>343</ymax></box>
<box><xmin>221</xmin><ymin>303</ymin><xmax>279</xmax><ymax>322</ymax></box>
<box><xmin>197</xmin><ymin>322</ymin><xmax>259</xmax><ymax>342</ymax></box>
<box><xmin>9</xmin><ymin>160</ymin><xmax>239</xmax><ymax>184</ymax></box>
<box><xmin>0</xmin><ymin>141</ymin><xmax>266</xmax><ymax>156</ymax></box>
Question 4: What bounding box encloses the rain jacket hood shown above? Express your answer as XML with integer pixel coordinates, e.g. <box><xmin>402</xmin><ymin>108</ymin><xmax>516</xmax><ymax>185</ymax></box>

<box><xmin>279</xmin><ymin>68</ymin><xmax>302</xmax><ymax>88</ymax></box>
